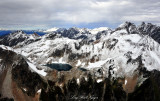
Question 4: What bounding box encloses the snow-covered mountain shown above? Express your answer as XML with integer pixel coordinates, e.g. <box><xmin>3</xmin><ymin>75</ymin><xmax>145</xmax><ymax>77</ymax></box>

<box><xmin>117</xmin><ymin>22</ymin><xmax>160</xmax><ymax>43</ymax></box>
<box><xmin>43</xmin><ymin>27</ymin><xmax>111</xmax><ymax>41</ymax></box>
<box><xmin>0</xmin><ymin>31</ymin><xmax>41</xmax><ymax>47</ymax></box>
<box><xmin>1</xmin><ymin>22</ymin><xmax>160</xmax><ymax>101</ymax></box>
<box><xmin>1</xmin><ymin>22</ymin><xmax>160</xmax><ymax>80</ymax></box>
<box><xmin>15</xmin><ymin>23</ymin><xmax>160</xmax><ymax>78</ymax></box>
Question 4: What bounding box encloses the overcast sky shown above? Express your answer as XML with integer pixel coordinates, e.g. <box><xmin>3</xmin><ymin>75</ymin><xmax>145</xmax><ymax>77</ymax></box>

<box><xmin>0</xmin><ymin>0</ymin><xmax>160</xmax><ymax>30</ymax></box>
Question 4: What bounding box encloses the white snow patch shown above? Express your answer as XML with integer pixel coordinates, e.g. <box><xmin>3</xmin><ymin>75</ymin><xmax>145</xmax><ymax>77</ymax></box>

<box><xmin>52</xmin><ymin>57</ymin><xmax>67</xmax><ymax>64</ymax></box>
<box><xmin>90</xmin><ymin>27</ymin><xmax>109</xmax><ymax>35</ymax></box>
<box><xmin>76</xmin><ymin>60</ymin><xmax>81</xmax><ymax>66</ymax></box>
<box><xmin>29</xmin><ymin>35</ymin><xmax>34</xmax><ymax>40</ymax></box>
<box><xmin>125</xmin><ymin>79</ymin><xmax>127</xmax><ymax>85</ymax></box>
<box><xmin>0</xmin><ymin>45</ymin><xmax>13</xmax><ymax>51</ymax></box>
<box><xmin>27</xmin><ymin>62</ymin><xmax>47</xmax><ymax>76</ymax></box>
<box><xmin>44</xmin><ymin>27</ymin><xmax>58</xmax><ymax>32</ymax></box>
<box><xmin>23</xmin><ymin>88</ymin><xmax>27</xmax><ymax>92</ymax></box>
<box><xmin>97</xmin><ymin>79</ymin><xmax>103</xmax><ymax>83</ymax></box>
<box><xmin>87</xmin><ymin>60</ymin><xmax>108</xmax><ymax>69</ymax></box>
<box><xmin>150</xmin><ymin>51</ymin><xmax>160</xmax><ymax>66</ymax></box>
<box><xmin>85</xmin><ymin>77</ymin><xmax>88</xmax><ymax>81</ymax></box>
<box><xmin>77</xmin><ymin>78</ymin><xmax>80</xmax><ymax>84</ymax></box>
<box><xmin>59</xmin><ymin>84</ymin><xmax>63</xmax><ymax>87</ymax></box>
<box><xmin>37</xmin><ymin>89</ymin><xmax>41</xmax><ymax>93</ymax></box>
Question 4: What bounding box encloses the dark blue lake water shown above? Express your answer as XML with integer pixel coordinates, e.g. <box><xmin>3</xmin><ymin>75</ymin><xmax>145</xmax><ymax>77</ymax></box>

<box><xmin>44</xmin><ymin>63</ymin><xmax>73</xmax><ymax>71</ymax></box>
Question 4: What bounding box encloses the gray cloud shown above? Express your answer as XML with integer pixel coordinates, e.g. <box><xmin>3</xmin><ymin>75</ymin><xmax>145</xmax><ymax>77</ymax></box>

<box><xmin>0</xmin><ymin>0</ymin><xmax>160</xmax><ymax>29</ymax></box>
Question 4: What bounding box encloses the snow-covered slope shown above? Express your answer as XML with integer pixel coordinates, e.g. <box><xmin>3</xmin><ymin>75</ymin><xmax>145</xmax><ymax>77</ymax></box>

<box><xmin>0</xmin><ymin>45</ymin><xmax>47</xmax><ymax>77</ymax></box>
<box><xmin>0</xmin><ymin>45</ymin><xmax>14</xmax><ymax>51</ymax></box>
<box><xmin>0</xmin><ymin>22</ymin><xmax>160</xmax><ymax>78</ymax></box>
<box><xmin>15</xmin><ymin>24</ymin><xmax>160</xmax><ymax>78</ymax></box>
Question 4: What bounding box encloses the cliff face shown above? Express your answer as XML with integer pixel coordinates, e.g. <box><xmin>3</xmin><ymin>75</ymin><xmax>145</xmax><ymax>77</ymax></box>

<box><xmin>0</xmin><ymin>47</ymin><xmax>47</xmax><ymax>101</ymax></box>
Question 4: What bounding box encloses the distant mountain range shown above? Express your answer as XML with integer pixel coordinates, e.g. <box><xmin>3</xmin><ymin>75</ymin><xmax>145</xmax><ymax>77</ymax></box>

<box><xmin>0</xmin><ymin>30</ymin><xmax>46</xmax><ymax>36</ymax></box>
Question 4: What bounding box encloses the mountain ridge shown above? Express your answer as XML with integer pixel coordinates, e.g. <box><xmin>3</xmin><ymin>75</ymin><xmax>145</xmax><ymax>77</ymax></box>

<box><xmin>0</xmin><ymin>22</ymin><xmax>160</xmax><ymax>101</ymax></box>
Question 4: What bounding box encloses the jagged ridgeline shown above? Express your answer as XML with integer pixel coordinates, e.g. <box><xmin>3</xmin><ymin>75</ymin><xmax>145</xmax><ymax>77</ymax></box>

<box><xmin>0</xmin><ymin>22</ymin><xmax>160</xmax><ymax>101</ymax></box>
